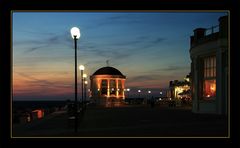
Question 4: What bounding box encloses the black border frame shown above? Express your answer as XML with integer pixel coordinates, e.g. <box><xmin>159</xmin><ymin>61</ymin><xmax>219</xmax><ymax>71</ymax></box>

<box><xmin>1</xmin><ymin>0</ymin><xmax>239</xmax><ymax>147</ymax></box>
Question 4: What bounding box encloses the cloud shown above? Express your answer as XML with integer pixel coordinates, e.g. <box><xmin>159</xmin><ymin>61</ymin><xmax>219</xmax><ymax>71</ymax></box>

<box><xmin>14</xmin><ymin>31</ymin><xmax>73</xmax><ymax>53</ymax></box>
<box><xmin>15</xmin><ymin>30</ymin><xmax>56</xmax><ymax>36</ymax></box>
<box><xmin>15</xmin><ymin>72</ymin><xmax>72</xmax><ymax>89</ymax></box>
<box><xmin>154</xmin><ymin>65</ymin><xmax>190</xmax><ymax>71</ymax></box>
<box><xmin>110</xmin><ymin>40</ymin><xmax>143</xmax><ymax>46</ymax></box>
<box><xmin>16</xmin><ymin>72</ymin><xmax>53</xmax><ymax>85</ymax></box>
<box><xmin>127</xmin><ymin>75</ymin><xmax>156</xmax><ymax>83</ymax></box>
<box><xmin>24</xmin><ymin>45</ymin><xmax>49</xmax><ymax>53</ymax></box>
<box><xmin>84</xmin><ymin>14</ymin><xmax>144</xmax><ymax>31</ymax></box>
<box><xmin>151</xmin><ymin>37</ymin><xmax>166</xmax><ymax>44</ymax></box>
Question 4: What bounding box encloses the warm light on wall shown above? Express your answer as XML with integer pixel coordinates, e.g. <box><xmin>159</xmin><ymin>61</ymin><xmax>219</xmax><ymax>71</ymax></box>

<box><xmin>210</xmin><ymin>85</ymin><xmax>215</xmax><ymax>91</ymax></box>
<box><xmin>174</xmin><ymin>85</ymin><xmax>190</xmax><ymax>99</ymax></box>
<box><xmin>91</xmin><ymin>75</ymin><xmax>126</xmax><ymax>100</ymax></box>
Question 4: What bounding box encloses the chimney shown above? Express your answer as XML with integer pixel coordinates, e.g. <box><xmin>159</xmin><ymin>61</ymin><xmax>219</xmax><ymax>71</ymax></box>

<box><xmin>194</xmin><ymin>28</ymin><xmax>206</xmax><ymax>40</ymax></box>
<box><xmin>190</xmin><ymin>28</ymin><xmax>206</xmax><ymax>46</ymax></box>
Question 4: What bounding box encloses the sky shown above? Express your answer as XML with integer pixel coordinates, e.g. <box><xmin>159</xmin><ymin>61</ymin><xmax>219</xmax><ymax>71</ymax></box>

<box><xmin>12</xmin><ymin>11</ymin><xmax>228</xmax><ymax>100</ymax></box>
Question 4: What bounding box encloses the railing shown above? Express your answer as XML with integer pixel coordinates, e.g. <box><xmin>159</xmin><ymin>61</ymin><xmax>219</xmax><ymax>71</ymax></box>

<box><xmin>205</xmin><ymin>25</ymin><xmax>219</xmax><ymax>36</ymax></box>
<box><xmin>191</xmin><ymin>25</ymin><xmax>219</xmax><ymax>48</ymax></box>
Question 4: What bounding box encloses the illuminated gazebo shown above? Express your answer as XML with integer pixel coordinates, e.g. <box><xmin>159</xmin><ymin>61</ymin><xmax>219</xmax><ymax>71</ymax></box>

<box><xmin>90</xmin><ymin>66</ymin><xmax>126</xmax><ymax>107</ymax></box>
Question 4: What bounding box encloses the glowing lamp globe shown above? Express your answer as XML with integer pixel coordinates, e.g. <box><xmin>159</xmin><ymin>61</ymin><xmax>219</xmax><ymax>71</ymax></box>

<box><xmin>79</xmin><ymin>65</ymin><xmax>85</xmax><ymax>71</ymax></box>
<box><xmin>83</xmin><ymin>74</ymin><xmax>87</xmax><ymax>78</ymax></box>
<box><xmin>70</xmin><ymin>27</ymin><xmax>80</xmax><ymax>39</ymax></box>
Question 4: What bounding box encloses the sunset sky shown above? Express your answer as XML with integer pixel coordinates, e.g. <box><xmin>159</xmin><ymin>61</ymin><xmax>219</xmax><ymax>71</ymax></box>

<box><xmin>13</xmin><ymin>11</ymin><xmax>227</xmax><ymax>100</ymax></box>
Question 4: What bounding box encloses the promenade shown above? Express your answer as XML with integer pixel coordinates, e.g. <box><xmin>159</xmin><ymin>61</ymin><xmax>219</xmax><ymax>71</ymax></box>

<box><xmin>12</xmin><ymin>105</ymin><xmax>228</xmax><ymax>138</ymax></box>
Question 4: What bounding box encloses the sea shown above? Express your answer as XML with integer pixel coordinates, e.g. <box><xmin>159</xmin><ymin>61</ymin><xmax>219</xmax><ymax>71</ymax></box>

<box><xmin>13</xmin><ymin>100</ymin><xmax>68</xmax><ymax>110</ymax></box>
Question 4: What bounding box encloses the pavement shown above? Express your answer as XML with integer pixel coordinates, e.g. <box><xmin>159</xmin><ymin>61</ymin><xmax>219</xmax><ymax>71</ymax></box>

<box><xmin>12</xmin><ymin>105</ymin><xmax>228</xmax><ymax>138</ymax></box>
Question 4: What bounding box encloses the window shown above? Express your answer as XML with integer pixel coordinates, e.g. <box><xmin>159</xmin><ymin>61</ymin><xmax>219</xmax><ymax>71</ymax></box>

<box><xmin>203</xmin><ymin>56</ymin><xmax>216</xmax><ymax>100</ymax></box>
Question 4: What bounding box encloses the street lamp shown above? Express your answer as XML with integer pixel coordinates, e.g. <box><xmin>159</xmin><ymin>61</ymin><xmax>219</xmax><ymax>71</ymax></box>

<box><xmin>79</xmin><ymin>65</ymin><xmax>85</xmax><ymax>109</ymax></box>
<box><xmin>148</xmin><ymin>90</ymin><xmax>151</xmax><ymax>101</ymax></box>
<box><xmin>83</xmin><ymin>74</ymin><xmax>87</xmax><ymax>109</ymax></box>
<box><xmin>84</xmin><ymin>80</ymin><xmax>88</xmax><ymax>108</ymax></box>
<box><xmin>127</xmin><ymin>88</ymin><xmax>130</xmax><ymax>98</ymax></box>
<box><xmin>70</xmin><ymin>26</ymin><xmax>80</xmax><ymax>133</ymax></box>
<box><xmin>138</xmin><ymin>90</ymin><xmax>141</xmax><ymax>98</ymax></box>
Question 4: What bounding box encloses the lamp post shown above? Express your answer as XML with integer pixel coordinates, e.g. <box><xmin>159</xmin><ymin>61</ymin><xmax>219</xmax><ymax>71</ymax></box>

<box><xmin>79</xmin><ymin>65</ymin><xmax>85</xmax><ymax>109</ymax></box>
<box><xmin>70</xmin><ymin>27</ymin><xmax>80</xmax><ymax>133</ymax></box>
<box><xmin>83</xmin><ymin>74</ymin><xmax>87</xmax><ymax>109</ymax></box>
<box><xmin>138</xmin><ymin>90</ymin><xmax>141</xmax><ymax>98</ymax></box>
<box><xmin>84</xmin><ymin>81</ymin><xmax>88</xmax><ymax>101</ymax></box>
<box><xmin>148</xmin><ymin>90</ymin><xmax>151</xmax><ymax>103</ymax></box>
<box><xmin>127</xmin><ymin>88</ymin><xmax>130</xmax><ymax>98</ymax></box>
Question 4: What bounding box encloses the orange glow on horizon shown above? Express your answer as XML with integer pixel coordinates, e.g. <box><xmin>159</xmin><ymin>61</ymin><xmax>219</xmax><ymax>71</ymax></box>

<box><xmin>13</xmin><ymin>69</ymin><xmax>76</xmax><ymax>98</ymax></box>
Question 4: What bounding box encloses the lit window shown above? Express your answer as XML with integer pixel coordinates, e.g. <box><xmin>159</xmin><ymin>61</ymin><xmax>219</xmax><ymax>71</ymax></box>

<box><xmin>203</xmin><ymin>79</ymin><xmax>216</xmax><ymax>98</ymax></box>
<box><xmin>203</xmin><ymin>56</ymin><xmax>216</xmax><ymax>100</ymax></box>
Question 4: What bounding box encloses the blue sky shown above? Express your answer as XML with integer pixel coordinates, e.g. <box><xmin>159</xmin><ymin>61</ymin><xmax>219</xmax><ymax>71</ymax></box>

<box><xmin>12</xmin><ymin>11</ymin><xmax>228</xmax><ymax>100</ymax></box>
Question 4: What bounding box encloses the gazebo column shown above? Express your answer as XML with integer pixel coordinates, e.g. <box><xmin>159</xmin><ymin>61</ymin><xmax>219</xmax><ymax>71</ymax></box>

<box><xmin>116</xmin><ymin>79</ymin><xmax>119</xmax><ymax>98</ymax></box>
<box><xmin>107</xmin><ymin>79</ymin><xmax>110</xmax><ymax>97</ymax></box>
<box><xmin>122</xmin><ymin>79</ymin><xmax>125</xmax><ymax>98</ymax></box>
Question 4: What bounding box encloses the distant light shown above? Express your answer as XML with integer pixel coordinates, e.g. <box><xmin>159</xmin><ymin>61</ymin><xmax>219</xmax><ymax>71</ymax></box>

<box><xmin>159</xmin><ymin>98</ymin><xmax>162</xmax><ymax>101</ymax></box>
<box><xmin>32</xmin><ymin>109</ymin><xmax>44</xmax><ymax>119</ymax></box>
<box><xmin>127</xmin><ymin>88</ymin><xmax>130</xmax><ymax>91</ymax></box>
<box><xmin>169</xmin><ymin>98</ymin><xmax>172</xmax><ymax>100</ymax></box>
<box><xmin>79</xmin><ymin>65</ymin><xmax>85</xmax><ymax>70</ymax></box>
<box><xmin>84</xmin><ymin>81</ymin><xmax>88</xmax><ymax>84</ymax></box>
<box><xmin>138</xmin><ymin>90</ymin><xmax>141</xmax><ymax>93</ymax></box>
<box><xmin>70</xmin><ymin>27</ymin><xmax>80</xmax><ymax>39</ymax></box>
<box><xmin>111</xmin><ymin>88</ymin><xmax>114</xmax><ymax>91</ymax></box>
<box><xmin>83</xmin><ymin>74</ymin><xmax>87</xmax><ymax>78</ymax></box>
<box><xmin>148</xmin><ymin>91</ymin><xmax>151</xmax><ymax>94</ymax></box>
<box><xmin>160</xmin><ymin>91</ymin><xmax>162</xmax><ymax>95</ymax></box>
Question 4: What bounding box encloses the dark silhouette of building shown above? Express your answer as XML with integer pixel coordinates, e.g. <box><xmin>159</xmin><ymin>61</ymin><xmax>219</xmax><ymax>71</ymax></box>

<box><xmin>189</xmin><ymin>15</ymin><xmax>228</xmax><ymax>115</ymax></box>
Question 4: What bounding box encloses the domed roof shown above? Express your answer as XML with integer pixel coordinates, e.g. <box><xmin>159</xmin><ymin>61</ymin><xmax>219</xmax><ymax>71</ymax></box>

<box><xmin>92</xmin><ymin>66</ymin><xmax>125</xmax><ymax>76</ymax></box>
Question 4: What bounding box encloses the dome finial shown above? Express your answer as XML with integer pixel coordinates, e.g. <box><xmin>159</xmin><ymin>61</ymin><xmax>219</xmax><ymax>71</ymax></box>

<box><xmin>106</xmin><ymin>60</ymin><xmax>109</xmax><ymax>67</ymax></box>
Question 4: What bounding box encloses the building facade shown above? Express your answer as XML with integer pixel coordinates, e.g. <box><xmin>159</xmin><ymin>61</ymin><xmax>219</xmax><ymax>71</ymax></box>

<box><xmin>90</xmin><ymin>66</ymin><xmax>126</xmax><ymax>107</ymax></box>
<box><xmin>166</xmin><ymin>75</ymin><xmax>191</xmax><ymax>105</ymax></box>
<box><xmin>190</xmin><ymin>15</ymin><xmax>228</xmax><ymax>115</ymax></box>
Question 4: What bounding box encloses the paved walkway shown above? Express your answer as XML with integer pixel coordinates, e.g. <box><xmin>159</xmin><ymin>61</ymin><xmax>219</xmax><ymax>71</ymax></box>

<box><xmin>12</xmin><ymin>105</ymin><xmax>228</xmax><ymax>138</ymax></box>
